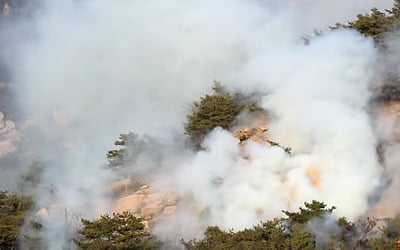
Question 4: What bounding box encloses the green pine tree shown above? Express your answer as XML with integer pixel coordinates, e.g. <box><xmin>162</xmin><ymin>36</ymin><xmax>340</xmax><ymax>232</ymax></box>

<box><xmin>73</xmin><ymin>211</ymin><xmax>160</xmax><ymax>250</ymax></box>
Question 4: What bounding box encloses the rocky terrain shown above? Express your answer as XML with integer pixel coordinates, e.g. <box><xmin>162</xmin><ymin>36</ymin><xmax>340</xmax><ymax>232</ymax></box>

<box><xmin>99</xmin><ymin>85</ymin><xmax>400</xmax><ymax>231</ymax></box>
<box><xmin>2</xmin><ymin>2</ymin><xmax>400</xmax><ymax>248</ymax></box>
<box><xmin>103</xmin><ymin>127</ymin><xmax>268</xmax><ymax>228</ymax></box>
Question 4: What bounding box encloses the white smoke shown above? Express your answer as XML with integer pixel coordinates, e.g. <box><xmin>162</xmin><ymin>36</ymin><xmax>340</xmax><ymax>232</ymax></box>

<box><xmin>6</xmin><ymin>0</ymin><xmax>396</xmax><ymax>248</ymax></box>
<box><xmin>156</xmin><ymin>30</ymin><xmax>383</xmax><ymax>234</ymax></box>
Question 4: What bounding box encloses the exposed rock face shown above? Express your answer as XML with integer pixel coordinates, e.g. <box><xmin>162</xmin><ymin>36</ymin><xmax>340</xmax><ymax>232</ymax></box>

<box><xmin>104</xmin><ymin>177</ymin><xmax>147</xmax><ymax>198</ymax></box>
<box><xmin>36</xmin><ymin>204</ymin><xmax>59</xmax><ymax>218</ymax></box>
<box><xmin>0</xmin><ymin>110</ymin><xmax>19</xmax><ymax>156</ymax></box>
<box><xmin>108</xmin><ymin>126</ymin><xmax>274</xmax><ymax>228</ymax></box>
<box><xmin>233</xmin><ymin>126</ymin><xmax>269</xmax><ymax>145</ymax></box>
<box><xmin>109</xmin><ymin>179</ymin><xmax>177</xmax><ymax>227</ymax></box>
<box><xmin>107</xmin><ymin>126</ymin><xmax>272</xmax><ymax>229</ymax></box>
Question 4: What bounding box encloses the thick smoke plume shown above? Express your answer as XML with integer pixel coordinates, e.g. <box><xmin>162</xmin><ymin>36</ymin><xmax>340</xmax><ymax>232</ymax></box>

<box><xmin>1</xmin><ymin>0</ymin><xmax>397</xmax><ymax>248</ymax></box>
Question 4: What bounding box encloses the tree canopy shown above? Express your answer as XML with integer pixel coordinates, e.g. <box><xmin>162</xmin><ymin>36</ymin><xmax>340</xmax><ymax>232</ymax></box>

<box><xmin>185</xmin><ymin>83</ymin><xmax>244</xmax><ymax>146</ymax></box>
<box><xmin>282</xmin><ymin>200</ymin><xmax>336</xmax><ymax>225</ymax></box>
<box><xmin>0</xmin><ymin>191</ymin><xmax>33</xmax><ymax>249</ymax></box>
<box><xmin>334</xmin><ymin>0</ymin><xmax>400</xmax><ymax>45</ymax></box>
<box><xmin>182</xmin><ymin>201</ymin><xmax>333</xmax><ymax>250</ymax></box>
<box><xmin>182</xmin><ymin>200</ymin><xmax>400</xmax><ymax>250</ymax></box>
<box><xmin>73</xmin><ymin>211</ymin><xmax>160</xmax><ymax>250</ymax></box>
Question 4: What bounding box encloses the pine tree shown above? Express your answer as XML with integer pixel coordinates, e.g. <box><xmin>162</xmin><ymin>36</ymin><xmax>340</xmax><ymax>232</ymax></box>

<box><xmin>185</xmin><ymin>83</ymin><xmax>243</xmax><ymax>146</ymax></box>
<box><xmin>73</xmin><ymin>211</ymin><xmax>160</xmax><ymax>250</ymax></box>
<box><xmin>0</xmin><ymin>191</ymin><xmax>33</xmax><ymax>249</ymax></box>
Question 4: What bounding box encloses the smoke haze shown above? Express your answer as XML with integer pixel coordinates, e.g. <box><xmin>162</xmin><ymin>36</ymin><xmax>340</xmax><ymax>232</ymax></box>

<box><xmin>0</xmin><ymin>0</ymin><xmax>398</xmax><ymax>248</ymax></box>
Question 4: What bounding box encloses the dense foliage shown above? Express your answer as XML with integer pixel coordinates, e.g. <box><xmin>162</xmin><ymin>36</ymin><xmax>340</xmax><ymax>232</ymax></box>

<box><xmin>185</xmin><ymin>83</ymin><xmax>244</xmax><ymax>146</ymax></box>
<box><xmin>182</xmin><ymin>220</ymin><xmax>317</xmax><ymax>250</ymax></box>
<box><xmin>0</xmin><ymin>191</ymin><xmax>32</xmax><ymax>249</ymax></box>
<box><xmin>182</xmin><ymin>201</ymin><xmax>332</xmax><ymax>250</ymax></box>
<box><xmin>73</xmin><ymin>211</ymin><xmax>161</xmax><ymax>250</ymax></box>
<box><xmin>282</xmin><ymin>200</ymin><xmax>336</xmax><ymax>224</ymax></box>
<box><xmin>334</xmin><ymin>0</ymin><xmax>400</xmax><ymax>44</ymax></box>
<box><xmin>2</xmin><ymin>194</ymin><xmax>400</xmax><ymax>249</ymax></box>
<box><xmin>183</xmin><ymin>201</ymin><xmax>400</xmax><ymax>250</ymax></box>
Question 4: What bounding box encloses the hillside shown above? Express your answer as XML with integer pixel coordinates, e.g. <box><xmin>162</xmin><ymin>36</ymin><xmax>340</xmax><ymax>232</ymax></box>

<box><xmin>3</xmin><ymin>0</ymin><xmax>400</xmax><ymax>249</ymax></box>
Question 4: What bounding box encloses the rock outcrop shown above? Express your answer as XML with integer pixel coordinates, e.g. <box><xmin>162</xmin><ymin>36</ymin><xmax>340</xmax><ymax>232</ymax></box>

<box><xmin>0</xmin><ymin>110</ymin><xmax>19</xmax><ymax>156</ymax></box>
<box><xmin>108</xmin><ymin>126</ymin><xmax>275</xmax><ymax>228</ymax></box>
<box><xmin>108</xmin><ymin>178</ymin><xmax>178</xmax><ymax>228</ymax></box>
<box><xmin>233</xmin><ymin>126</ymin><xmax>269</xmax><ymax>144</ymax></box>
